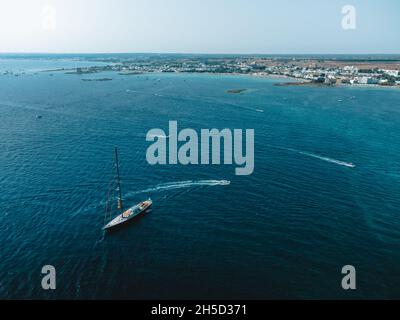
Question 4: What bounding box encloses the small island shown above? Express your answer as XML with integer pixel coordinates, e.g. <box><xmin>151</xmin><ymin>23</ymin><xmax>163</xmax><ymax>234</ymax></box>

<box><xmin>81</xmin><ymin>78</ymin><xmax>113</xmax><ymax>82</ymax></box>
<box><xmin>227</xmin><ymin>89</ymin><xmax>247</xmax><ymax>94</ymax></box>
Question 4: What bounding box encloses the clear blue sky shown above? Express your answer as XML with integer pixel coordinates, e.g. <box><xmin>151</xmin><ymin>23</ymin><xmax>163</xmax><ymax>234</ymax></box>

<box><xmin>0</xmin><ymin>0</ymin><xmax>399</xmax><ymax>54</ymax></box>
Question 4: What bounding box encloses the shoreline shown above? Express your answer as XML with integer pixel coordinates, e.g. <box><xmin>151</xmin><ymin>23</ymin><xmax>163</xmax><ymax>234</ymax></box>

<box><xmin>5</xmin><ymin>65</ymin><xmax>400</xmax><ymax>89</ymax></box>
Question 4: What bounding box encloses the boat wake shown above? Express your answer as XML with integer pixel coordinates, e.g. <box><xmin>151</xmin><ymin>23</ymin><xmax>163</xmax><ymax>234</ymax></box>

<box><xmin>296</xmin><ymin>150</ymin><xmax>355</xmax><ymax>168</ymax></box>
<box><xmin>126</xmin><ymin>180</ymin><xmax>230</xmax><ymax>196</ymax></box>
<box><xmin>268</xmin><ymin>145</ymin><xmax>355</xmax><ymax>168</ymax></box>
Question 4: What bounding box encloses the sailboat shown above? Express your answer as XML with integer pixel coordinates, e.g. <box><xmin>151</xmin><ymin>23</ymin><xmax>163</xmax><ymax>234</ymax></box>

<box><xmin>103</xmin><ymin>147</ymin><xmax>152</xmax><ymax>230</ymax></box>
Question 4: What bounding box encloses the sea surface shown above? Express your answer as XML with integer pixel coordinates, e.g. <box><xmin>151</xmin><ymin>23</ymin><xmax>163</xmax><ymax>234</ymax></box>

<box><xmin>0</xmin><ymin>57</ymin><xmax>400</xmax><ymax>299</ymax></box>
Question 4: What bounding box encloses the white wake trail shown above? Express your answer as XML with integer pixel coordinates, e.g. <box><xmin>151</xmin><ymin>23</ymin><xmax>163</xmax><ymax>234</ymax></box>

<box><xmin>268</xmin><ymin>145</ymin><xmax>355</xmax><ymax>168</ymax></box>
<box><xmin>295</xmin><ymin>150</ymin><xmax>355</xmax><ymax>168</ymax></box>
<box><xmin>126</xmin><ymin>180</ymin><xmax>230</xmax><ymax>196</ymax></box>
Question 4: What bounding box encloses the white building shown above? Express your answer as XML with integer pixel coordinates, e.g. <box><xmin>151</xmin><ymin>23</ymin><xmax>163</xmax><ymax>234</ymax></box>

<box><xmin>382</xmin><ymin>69</ymin><xmax>399</xmax><ymax>77</ymax></box>
<box><xmin>343</xmin><ymin>66</ymin><xmax>358</xmax><ymax>74</ymax></box>
<box><xmin>359</xmin><ymin>77</ymin><xmax>379</xmax><ymax>85</ymax></box>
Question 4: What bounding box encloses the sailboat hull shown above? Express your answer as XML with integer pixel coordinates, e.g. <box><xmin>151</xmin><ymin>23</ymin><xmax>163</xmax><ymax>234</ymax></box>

<box><xmin>103</xmin><ymin>199</ymin><xmax>152</xmax><ymax>230</ymax></box>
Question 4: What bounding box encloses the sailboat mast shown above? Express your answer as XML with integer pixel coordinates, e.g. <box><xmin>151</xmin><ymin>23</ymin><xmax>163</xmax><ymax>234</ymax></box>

<box><xmin>115</xmin><ymin>147</ymin><xmax>123</xmax><ymax>213</ymax></box>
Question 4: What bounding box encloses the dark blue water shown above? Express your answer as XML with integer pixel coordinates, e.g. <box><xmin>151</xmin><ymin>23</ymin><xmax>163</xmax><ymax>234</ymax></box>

<box><xmin>1</xmin><ymin>58</ymin><xmax>400</xmax><ymax>299</ymax></box>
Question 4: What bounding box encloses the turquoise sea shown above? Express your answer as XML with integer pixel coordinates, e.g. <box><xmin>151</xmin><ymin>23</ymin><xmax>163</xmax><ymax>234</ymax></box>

<box><xmin>0</xmin><ymin>56</ymin><xmax>400</xmax><ymax>299</ymax></box>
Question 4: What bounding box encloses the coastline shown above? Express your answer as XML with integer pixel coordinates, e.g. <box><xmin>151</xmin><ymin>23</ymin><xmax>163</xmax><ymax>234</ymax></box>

<box><xmin>5</xmin><ymin>63</ymin><xmax>400</xmax><ymax>90</ymax></box>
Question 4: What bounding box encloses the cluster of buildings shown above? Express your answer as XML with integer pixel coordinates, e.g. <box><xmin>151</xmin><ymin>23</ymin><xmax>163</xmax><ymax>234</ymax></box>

<box><xmin>70</xmin><ymin>56</ymin><xmax>400</xmax><ymax>87</ymax></box>
<box><xmin>257</xmin><ymin>63</ymin><xmax>400</xmax><ymax>86</ymax></box>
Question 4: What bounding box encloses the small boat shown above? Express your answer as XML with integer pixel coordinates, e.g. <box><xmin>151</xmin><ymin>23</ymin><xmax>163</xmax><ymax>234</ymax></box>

<box><xmin>103</xmin><ymin>148</ymin><xmax>152</xmax><ymax>231</ymax></box>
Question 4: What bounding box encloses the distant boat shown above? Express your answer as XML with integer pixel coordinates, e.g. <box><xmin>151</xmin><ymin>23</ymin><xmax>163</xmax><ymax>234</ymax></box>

<box><xmin>103</xmin><ymin>148</ymin><xmax>152</xmax><ymax>231</ymax></box>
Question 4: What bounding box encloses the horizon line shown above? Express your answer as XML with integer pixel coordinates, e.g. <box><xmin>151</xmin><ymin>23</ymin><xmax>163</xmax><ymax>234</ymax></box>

<box><xmin>1</xmin><ymin>51</ymin><xmax>400</xmax><ymax>56</ymax></box>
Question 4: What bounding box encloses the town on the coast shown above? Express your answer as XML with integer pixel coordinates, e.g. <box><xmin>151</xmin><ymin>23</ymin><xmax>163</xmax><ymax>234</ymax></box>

<box><xmin>67</xmin><ymin>55</ymin><xmax>400</xmax><ymax>87</ymax></box>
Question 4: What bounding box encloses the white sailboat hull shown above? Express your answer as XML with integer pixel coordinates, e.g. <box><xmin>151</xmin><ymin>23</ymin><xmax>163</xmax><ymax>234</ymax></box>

<box><xmin>103</xmin><ymin>198</ymin><xmax>152</xmax><ymax>230</ymax></box>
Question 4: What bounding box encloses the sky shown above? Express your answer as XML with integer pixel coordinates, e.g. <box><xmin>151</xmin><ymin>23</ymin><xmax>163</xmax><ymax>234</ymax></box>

<box><xmin>0</xmin><ymin>0</ymin><xmax>399</xmax><ymax>54</ymax></box>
